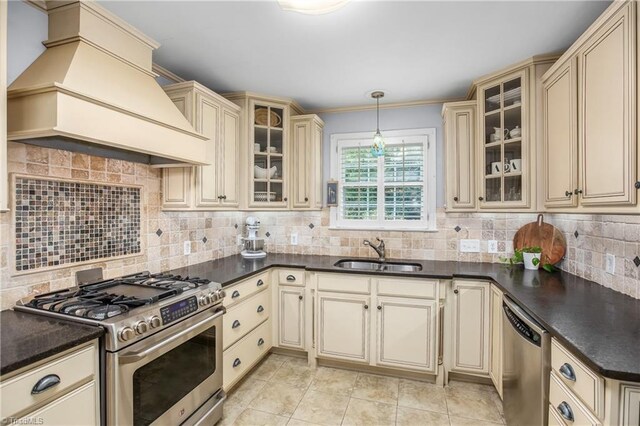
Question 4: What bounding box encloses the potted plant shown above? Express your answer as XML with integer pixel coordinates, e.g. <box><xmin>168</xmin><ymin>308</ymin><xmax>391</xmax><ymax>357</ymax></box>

<box><xmin>502</xmin><ymin>246</ymin><xmax>556</xmax><ymax>272</ymax></box>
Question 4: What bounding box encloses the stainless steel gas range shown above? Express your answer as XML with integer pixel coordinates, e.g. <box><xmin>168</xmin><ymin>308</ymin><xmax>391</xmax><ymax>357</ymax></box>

<box><xmin>15</xmin><ymin>272</ymin><xmax>226</xmax><ymax>426</ymax></box>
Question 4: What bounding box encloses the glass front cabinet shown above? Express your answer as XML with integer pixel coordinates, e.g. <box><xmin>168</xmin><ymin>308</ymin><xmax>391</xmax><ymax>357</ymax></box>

<box><xmin>478</xmin><ymin>70</ymin><xmax>529</xmax><ymax>209</ymax></box>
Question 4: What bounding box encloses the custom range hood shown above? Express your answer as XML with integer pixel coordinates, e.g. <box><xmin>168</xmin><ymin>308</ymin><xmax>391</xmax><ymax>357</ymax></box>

<box><xmin>7</xmin><ymin>1</ymin><xmax>208</xmax><ymax>165</ymax></box>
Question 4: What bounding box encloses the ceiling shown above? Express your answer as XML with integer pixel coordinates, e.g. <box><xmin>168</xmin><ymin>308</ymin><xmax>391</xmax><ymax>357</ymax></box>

<box><xmin>99</xmin><ymin>0</ymin><xmax>611</xmax><ymax>111</ymax></box>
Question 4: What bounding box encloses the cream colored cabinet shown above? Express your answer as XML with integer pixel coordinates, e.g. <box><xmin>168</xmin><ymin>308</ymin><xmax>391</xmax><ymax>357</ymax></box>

<box><xmin>443</xmin><ymin>101</ymin><xmax>477</xmax><ymax>211</ymax></box>
<box><xmin>489</xmin><ymin>284</ymin><xmax>503</xmax><ymax>398</ymax></box>
<box><xmin>541</xmin><ymin>0</ymin><xmax>638</xmax><ymax>212</ymax></box>
<box><xmin>0</xmin><ymin>341</ymin><xmax>99</xmax><ymax>425</ymax></box>
<box><xmin>620</xmin><ymin>384</ymin><xmax>640</xmax><ymax>425</ymax></box>
<box><xmin>578</xmin><ymin>1</ymin><xmax>636</xmax><ymax>206</ymax></box>
<box><xmin>290</xmin><ymin>115</ymin><xmax>324</xmax><ymax>210</ymax></box>
<box><xmin>317</xmin><ymin>292</ymin><xmax>370</xmax><ymax>363</ymax></box>
<box><xmin>376</xmin><ymin>297</ymin><xmax>437</xmax><ymax>373</ymax></box>
<box><xmin>161</xmin><ymin>81</ymin><xmax>241</xmax><ymax>210</ymax></box>
<box><xmin>450</xmin><ymin>280</ymin><xmax>490</xmax><ymax>375</ymax></box>
<box><xmin>543</xmin><ymin>58</ymin><xmax>579</xmax><ymax>208</ymax></box>
<box><xmin>278</xmin><ymin>286</ymin><xmax>305</xmax><ymax>349</ymax></box>
<box><xmin>0</xmin><ymin>0</ymin><xmax>7</xmax><ymax>212</ymax></box>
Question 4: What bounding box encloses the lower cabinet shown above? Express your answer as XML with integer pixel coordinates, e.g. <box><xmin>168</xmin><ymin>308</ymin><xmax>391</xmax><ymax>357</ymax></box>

<box><xmin>223</xmin><ymin>320</ymin><xmax>272</xmax><ymax>391</ymax></box>
<box><xmin>317</xmin><ymin>292</ymin><xmax>370</xmax><ymax>362</ymax></box>
<box><xmin>376</xmin><ymin>297</ymin><xmax>438</xmax><ymax>373</ymax></box>
<box><xmin>450</xmin><ymin>280</ymin><xmax>490</xmax><ymax>375</ymax></box>
<box><xmin>278</xmin><ymin>286</ymin><xmax>305</xmax><ymax>349</ymax></box>
<box><xmin>489</xmin><ymin>284</ymin><xmax>504</xmax><ymax>397</ymax></box>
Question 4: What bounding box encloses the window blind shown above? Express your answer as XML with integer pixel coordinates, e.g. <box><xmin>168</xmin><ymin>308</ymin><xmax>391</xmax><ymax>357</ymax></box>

<box><xmin>340</xmin><ymin>146</ymin><xmax>377</xmax><ymax>220</ymax></box>
<box><xmin>383</xmin><ymin>143</ymin><xmax>424</xmax><ymax>221</ymax></box>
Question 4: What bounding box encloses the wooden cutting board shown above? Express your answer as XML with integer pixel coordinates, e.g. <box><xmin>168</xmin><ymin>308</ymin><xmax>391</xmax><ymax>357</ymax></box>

<box><xmin>513</xmin><ymin>214</ymin><xmax>566</xmax><ymax>265</ymax></box>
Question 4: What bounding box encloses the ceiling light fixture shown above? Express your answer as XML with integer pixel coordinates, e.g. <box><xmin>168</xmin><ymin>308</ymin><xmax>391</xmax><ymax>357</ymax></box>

<box><xmin>371</xmin><ymin>91</ymin><xmax>385</xmax><ymax>157</ymax></box>
<box><xmin>278</xmin><ymin>0</ymin><xmax>349</xmax><ymax>15</ymax></box>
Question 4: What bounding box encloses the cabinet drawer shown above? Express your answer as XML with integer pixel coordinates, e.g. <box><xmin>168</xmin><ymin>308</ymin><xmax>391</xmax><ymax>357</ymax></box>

<box><xmin>223</xmin><ymin>320</ymin><xmax>271</xmax><ymax>390</ymax></box>
<box><xmin>223</xmin><ymin>272</ymin><xmax>269</xmax><ymax>307</ymax></box>
<box><xmin>548</xmin><ymin>403</ymin><xmax>567</xmax><ymax>426</ymax></box>
<box><xmin>0</xmin><ymin>342</ymin><xmax>97</xmax><ymax>419</ymax></box>
<box><xmin>551</xmin><ymin>339</ymin><xmax>604</xmax><ymax>417</ymax></box>
<box><xmin>549</xmin><ymin>373</ymin><xmax>601</xmax><ymax>426</ymax></box>
<box><xmin>223</xmin><ymin>289</ymin><xmax>270</xmax><ymax>349</ymax></box>
<box><xmin>317</xmin><ymin>274</ymin><xmax>370</xmax><ymax>294</ymax></box>
<box><xmin>277</xmin><ymin>269</ymin><xmax>305</xmax><ymax>286</ymax></box>
<box><xmin>376</xmin><ymin>278</ymin><xmax>437</xmax><ymax>299</ymax></box>
<box><xmin>25</xmin><ymin>381</ymin><xmax>98</xmax><ymax>426</ymax></box>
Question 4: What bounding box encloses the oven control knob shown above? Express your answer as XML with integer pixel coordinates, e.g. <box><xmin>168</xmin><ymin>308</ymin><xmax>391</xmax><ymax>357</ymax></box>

<box><xmin>149</xmin><ymin>316</ymin><xmax>161</xmax><ymax>328</ymax></box>
<box><xmin>211</xmin><ymin>290</ymin><xmax>225</xmax><ymax>301</ymax></box>
<box><xmin>135</xmin><ymin>321</ymin><xmax>149</xmax><ymax>335</ymax></box>
<box><xmin>199</xmin><ymin>295</ymin><xmax>210</xmax><ymax>306</ymax></box>
<box><xmin>119</xmin><ymin>327</ymin><xmax>135</xmax><ymax>342</ymax></box>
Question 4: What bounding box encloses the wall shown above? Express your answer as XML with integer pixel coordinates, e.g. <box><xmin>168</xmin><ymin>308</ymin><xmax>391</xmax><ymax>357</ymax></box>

<box><xmin>319</xmin><ymin>103</ymin><xmax>446</xmax><ymax>207</ymax></box>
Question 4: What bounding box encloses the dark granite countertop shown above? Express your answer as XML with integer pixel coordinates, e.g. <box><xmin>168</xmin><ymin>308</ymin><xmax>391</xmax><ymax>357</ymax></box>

<box><xmin>169</xmin><ymin>253</ymin><xmax>640</xmax><ymax>382</ymax></box>
<box><xmin>0</xmin><ymin>310</ymin><xmax>104</xmax><ymax>377</ymax></box>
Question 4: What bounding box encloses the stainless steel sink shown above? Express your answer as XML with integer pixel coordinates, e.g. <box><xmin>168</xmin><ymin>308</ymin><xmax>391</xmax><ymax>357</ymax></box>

<box><xmin>333</xmin><ymin>259</ymin><xmax>422</xmax><ymax>272</ymax></box>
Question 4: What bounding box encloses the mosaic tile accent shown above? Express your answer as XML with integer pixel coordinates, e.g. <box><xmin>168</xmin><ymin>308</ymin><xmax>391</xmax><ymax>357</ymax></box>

<box><xmin>202</xmin><ymin>237</ymin><xmax>208</xmax><ymax>244</ymax></box>
<box><xmin>265</xmin><ymin>232</ymin><xmax>271</xmax><ymax>238</ymax></box>
<box><xmin>454</xmin><ymin>226</ymin><xmax>461</xmax><ymax>232</ymax></box>
<box><xmin>309</xmin><ymin>223</ymin><xmax>315</xmax><ymax>229</ymax></box>
<box><xmin>634</xmin><ymin>256</ymin><xmax>640</xmax><ymax>267</ymax></box>
<box><xmin>156</xmin><ymin>228</ymin><xmax>163</xmax><ymax>237</ymax></box>
<box><xmin>574</xmin><ymin>230</ymin><xmax>579</xmax><ymax>238</ymax></box>
<box><xmin>14</xmin><ymin>176</ymin><xmax>141</xmax><ymax>271</ymax></box>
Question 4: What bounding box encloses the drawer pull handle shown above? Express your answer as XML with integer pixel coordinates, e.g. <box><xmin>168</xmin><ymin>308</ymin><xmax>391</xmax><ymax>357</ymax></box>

<box><xmin>286</xmin><ymin>275</ymin><xmax>296</xmax><ymax>282</ymax></box>
<box><xmin>257</xmin><ymin>338</ymin><xmax>265</xmax><ymax>346</ymax></box>
<box><xmin>257</xmin><ymin>279</ymin><xmax>264</xmax><ymax>287</ymax></box>
<box><xmin>559</xmin><ymin>363</ymin><xmax>576</xmax><ymax>381</ymax></box>
<box><xmin>232</xmin><ymin>290</ymin><xmax>240</xmax><ymax>299</ymax></box>
<box><xmin>31</xmin><ymin>374</ymin><xmax>60</xmax><ymax>395</ymax></box>
<box><xmin>233</xmin><ymin>358</ymin><xmax>242</xmax><ymax>368</ymax></box>
<box><xmin>257</xmin><ymin>305</ymin><xmax>264</xmax><ymax>313</ymax></box>
<box><xmin>232</xmin><ymin>320</ymin><xmax>241</xmax><ymax>329</ymax></box>
<box><xmin>557</xmin><ymin>401</ymin><xmax>574</xmax><ymax>422</ymax></box>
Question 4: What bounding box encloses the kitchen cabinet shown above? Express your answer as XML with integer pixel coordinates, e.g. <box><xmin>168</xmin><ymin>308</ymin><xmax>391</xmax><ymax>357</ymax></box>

<box><xmin>225</xmin><ymin>93</ymin><xmax>304</xmax><ymax>209</ymax></box>
<box><xmin>450</xmin><ymin>280</ymin><xmax>490</xmax><ymax>376</ymax></box>
<box><xmin>290</xmin><ymin>115</ymin><xmax>324</xmax><ymax>210</ymax></box>
<box><xmin>0</xmin><ymin>0</ymin><xmax>7</xmax><ymax>212</ymax></box>
<box><xmin>376</xmin><ymin>296</ymin><xmax>437</xmax><ymax>373</ymax></box>
<box><xmin>443</xmin><ymin>101</ymin><xmax>477</xmax><ymax>211</ymax></box>
<box><xmin>489</xmin><ymin>284</ymin><xmax>503</xmax><ymax>398</ymax></box>
<box><xmin>161</xmin><ymin>81</ymin><xmax>241</xmax><ymax>210</ymax></box>
<box><xmin>278</xmin><ymin>286</ymin><xmax>305</xmax><ymax>349</ymax></box>
<box><xmin>541</xmin><ymin>0</ymin><xmax>638</xmax><ymax>213</ymax></box>
<box><xmin>317</xmin><ymin>292</ymin><xmax>370</xmax><ymax>362</ymax></box>
<box><xmin>620</xmin><ymin>383</ymin><xmax>640</xmax><ymax>425</ymax></box>
<box><xmin>543</xmin><ymin>58</ymin><xmax>579</xmax><ymax>208</ymax></box>
<box><xmin>0</xmin><ymin>341</ymin><xmax>99</xmax><ymax>425</ymax></box>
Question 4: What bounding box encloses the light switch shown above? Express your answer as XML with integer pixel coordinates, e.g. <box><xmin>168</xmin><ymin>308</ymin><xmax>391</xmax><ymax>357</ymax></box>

<box><xmin>606</xmin><ymin>253</ymin><xmax>615</xmax><ymax>275</ymax></box>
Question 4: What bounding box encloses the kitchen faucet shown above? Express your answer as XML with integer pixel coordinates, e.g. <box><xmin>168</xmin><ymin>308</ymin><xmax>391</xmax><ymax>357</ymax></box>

<box><xmin>363</xmin><ymin>238</ymin><xmax>385</xmax><ymax>261</ymax></box>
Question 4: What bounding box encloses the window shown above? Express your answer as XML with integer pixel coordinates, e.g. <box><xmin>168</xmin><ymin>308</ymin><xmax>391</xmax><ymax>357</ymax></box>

<box><xmin>330</xmin><ymin>129</ymin><xmax>436</xmax><ymax>230</ymax></box>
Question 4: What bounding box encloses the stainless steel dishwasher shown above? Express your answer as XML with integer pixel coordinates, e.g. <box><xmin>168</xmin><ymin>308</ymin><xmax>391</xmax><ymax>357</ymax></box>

<box><xmin>503</xmin><ymin>296</ymin><xmax>550</xmax><ymax>426</ymax></box>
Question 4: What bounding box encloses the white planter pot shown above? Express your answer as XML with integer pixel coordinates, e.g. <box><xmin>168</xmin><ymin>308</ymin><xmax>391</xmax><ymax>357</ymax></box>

<box><xmin>523</xmin><ymin>252</ymin><xmax>541</xmax><ymax>270</ymax></box>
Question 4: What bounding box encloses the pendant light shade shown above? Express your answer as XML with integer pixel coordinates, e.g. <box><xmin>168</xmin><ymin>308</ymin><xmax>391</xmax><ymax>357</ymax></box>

<box><xmin>371</xmin><ymin>91</ymin><xmax>385</xmax><ymax>157</ymax></box>
<box><xmin>278</xmin><ymin>0</ymin><xmax>349</xmax><ymax>15</ymax></box>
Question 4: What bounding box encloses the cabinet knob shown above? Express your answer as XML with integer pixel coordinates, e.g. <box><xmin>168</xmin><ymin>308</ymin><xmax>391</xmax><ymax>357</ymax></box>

<box><xmin>222</xmin><ymin>195</ymin><xmax>227</xmax><ymax>200</ymax></box>
<box><xmin>284</xmin><ymin>197</ymin><xmax>288</xmax><ymax>202</ymax></box>
<box><xmin>453</xmin><ymin>196</ymin><xmax>459</xmax><ymax>202</ymax></box>
<box><xmin>478</xmin><ymin>197</ymin><xmax>484</xmax><ymax>201</ymax></box>
<box><xmin>364</xmin><ymin>304</ymin><xmax>369</xmax><ymax>310</ymax></box>
<box><xmin>565</xmin><ymin>191</ymin><xmax>573</xmax><ymax>197</ymax></box>
<box><xmin>298</xmin><ymin>295</ymin><xmax>303</xmax><ymax>300</ymax></box>
<box><xmin>454</xmin><ymin>289</ymin><xmax>459</xmax><ymax>294</ymax></box>
<box><xmin>377</xmin><ymin>306</ymin><xmax>382</xmax><ymax>310</ymax></box>
<box><xmin>217</xmin><ymin>195</ymin><xmax>222</xmax><ymax>199</ymax></box>
<box><xmin>574</xmin><ymin>189</ymin><xmax>583</xmax><ymax>195</ymax></box>
<box><xmin>304</xmin><ymin>197</ymin><xmax>309</xmax><ymax>202</ymax></box>
<box><xmin>635</xmin><ymin>181</ymin><xmax>640</xmax><ymax>189</ymax></box>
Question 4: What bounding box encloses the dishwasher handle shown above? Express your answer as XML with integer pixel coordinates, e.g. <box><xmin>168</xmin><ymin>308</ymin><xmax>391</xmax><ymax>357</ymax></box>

<box><xmin>503</xmin><ymin>299</ymin><xmax>545</xmax><ymax>347</ymax></box>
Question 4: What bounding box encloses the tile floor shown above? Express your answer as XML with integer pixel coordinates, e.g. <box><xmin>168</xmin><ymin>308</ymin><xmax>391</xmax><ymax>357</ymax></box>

<box><xmin>219</xmin><ymin>354</ymin><xmax>505</xmax><ymax>426</ymax></box>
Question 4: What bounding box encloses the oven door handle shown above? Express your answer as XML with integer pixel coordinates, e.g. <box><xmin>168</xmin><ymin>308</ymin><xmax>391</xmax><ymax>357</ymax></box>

<box><xmin>119</xmin><ymin>307</ymin><xmax>225</xmax><ymax>364</ymax></box>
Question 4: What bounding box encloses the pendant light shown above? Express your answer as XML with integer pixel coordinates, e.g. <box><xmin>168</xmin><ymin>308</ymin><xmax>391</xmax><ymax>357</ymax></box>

<box><xmin>371</xmin><ymin>91</ymin><xmax>385</xmax><ymax>157</ymax></box>
<box><xmin>278</xmin><ymin>0</ymin><xmax>349</xmax><ymax>15</ymax></box>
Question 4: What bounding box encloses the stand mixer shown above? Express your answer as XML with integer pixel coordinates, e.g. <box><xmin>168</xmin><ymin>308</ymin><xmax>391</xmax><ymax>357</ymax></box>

<box><xmin>241</xmin><ymin>216</ymin><xmax>267</xmax><ymax>258</ymax></box>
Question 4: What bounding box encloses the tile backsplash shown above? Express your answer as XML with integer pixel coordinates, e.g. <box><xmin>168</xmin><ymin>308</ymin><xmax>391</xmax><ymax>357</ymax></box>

<box><xmin>1</xmin><ymin>142</ymin><xmax>638</xmax><ymax>310</ymax></box>
<box><xmin>14</xmin><ymin>176</ymin><xmax>142</xmax><ymax>272</ymax></box>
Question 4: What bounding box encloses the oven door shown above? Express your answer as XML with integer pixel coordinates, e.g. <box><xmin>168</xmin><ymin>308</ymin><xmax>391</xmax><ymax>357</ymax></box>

<box><xmin>107</xmin><ymin>306</ymin><xmax>224</xmax><ymax>426</ymax></box>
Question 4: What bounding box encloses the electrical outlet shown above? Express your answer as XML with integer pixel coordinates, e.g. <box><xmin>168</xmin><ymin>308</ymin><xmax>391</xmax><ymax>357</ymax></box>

<box><xmin>460</xmin><ymin>239</ymin><xmax>480</xmax><ymax>253</ymax></box>
<box><xmin>606</xmin><ymin>253</ymin><xmax>616</xmax><ymax>275</ymax></box>
<box><xmin>291</xmin><ymin>233</ymin><xmax>298</xmax><ymax>245</ymax></box>
<box><xmin>487</xmin><ymin>240</ymin><xmax>499</xmax><ymax>254</ymax></box>
<box><xmin>183</xmin><ymin>241</ymin><xmax>191</xmax><ymax>256</ymax></box>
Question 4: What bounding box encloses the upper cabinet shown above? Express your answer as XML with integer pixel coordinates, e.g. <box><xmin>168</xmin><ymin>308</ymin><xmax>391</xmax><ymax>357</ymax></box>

<box><xmin>443</xmin><ymin>101</ymin><xmax>477</xmax><ymax>211</ymax></box>
<box><xmin>291</xmin><ymin>115</ymin><xmax>324</xmax><ymax>210</ymax></box>
<box><xmin>0</xmin><ymin>0</ymin><xmax>6</xmax><ymax>212</ymax></box>
<box><xmin>542</xmin><ymin>0</ymin><xmax>638</xmax><ymax>212</ymax></box>
<box><xmin>161</xmin><ymin>81</ymin><xmax>241</xmax><ymax>211</ymax></box>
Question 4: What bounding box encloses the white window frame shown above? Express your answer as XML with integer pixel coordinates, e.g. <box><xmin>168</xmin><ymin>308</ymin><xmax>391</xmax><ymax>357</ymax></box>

<box><xmin>329</xmin><ymin>128</ymin><xmax>437</xmax><ymax>231</ymax></box>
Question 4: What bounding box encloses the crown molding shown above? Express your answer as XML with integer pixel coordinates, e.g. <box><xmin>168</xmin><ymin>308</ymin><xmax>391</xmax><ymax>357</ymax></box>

<box><xmin>309</xmin><ymin>97</ymin><xmax>464</xmax><ymax>115</ymax></box>
<box><xmin>152</xmin><ymin>63</ymin><xmax>185</xmax><ymax>83</ymax></box>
